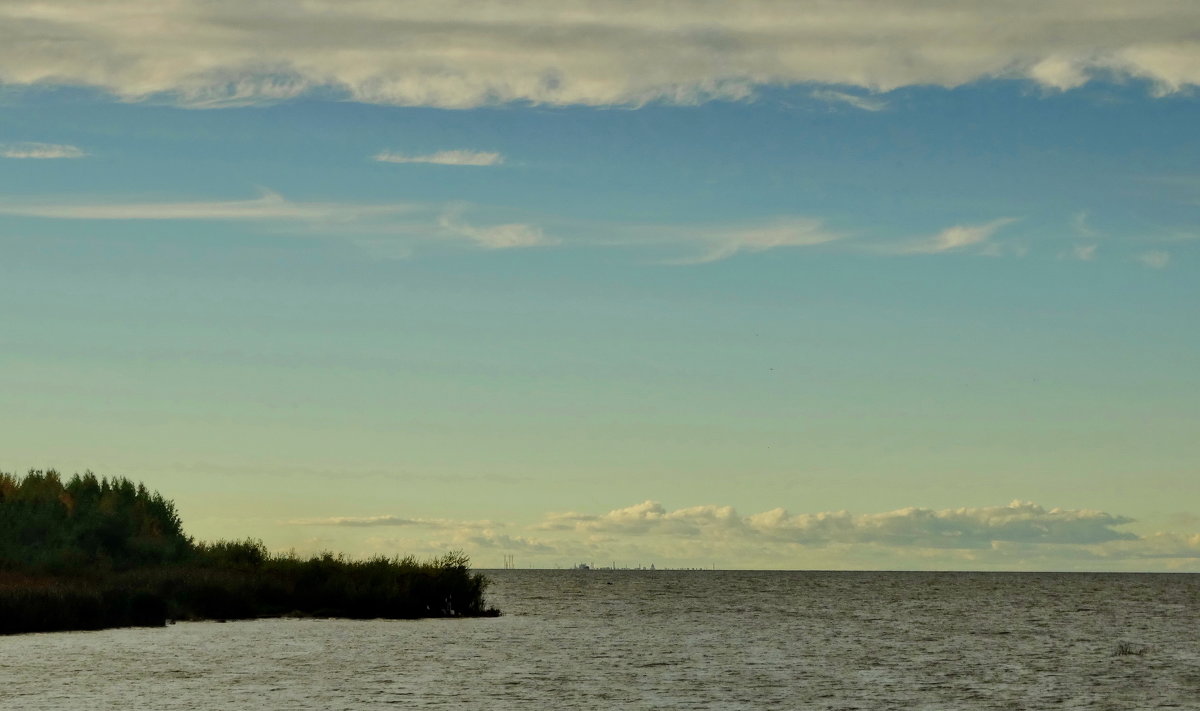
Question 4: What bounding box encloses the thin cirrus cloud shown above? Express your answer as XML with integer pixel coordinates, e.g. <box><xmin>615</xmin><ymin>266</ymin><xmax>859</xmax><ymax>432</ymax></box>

<box><xmin>374</xmin><ymin>150</ymin><xmax>503</xmax><ymax>167</ymax></box>
<box><xmin>0</xmin><ymin>190</ymin><xmax>554</xmax><ymax>252</ymax></box>
<box><xmin>0</xmin><ymin>195</ymin><xmax>1028</xmax><ymax>262</ymax></box>
<box><xmin>0</xmin><ymin>190</ymin><xmax>828</xmax><ymax>257</ymax></box>
<box><xmin>1071</xmin><ymin>211</ymin><xmax>1099</xmax><ymax>238</ymax></box>
<box><xmin>654</xmin><ymin>217</ymin><xmax>845</xmax><ymax>264</ymax></box>
<box><xmin>810</xmin><ymin>89</ymin><xmax>888</xmax><ymax>112</ymax></box>
<box><xmin>438</xmin><ymin>209</ymin><xmax>556</xmax><ymax>249</ymax></box>
<box><xmin>288</xmin><ymin>515</ymin><xmax>500</xmax><ymax>531</ymax></box>
<box><xmin>885</xmin><ymin>218</ymin><xmax>1019</xmax><ymax>255</ymax></box>
<box><xmin>2</xmin><ymin>1</ymin><xmax>1200</xmax><ymax>108</ymax></box>
<box><xmin>1066</xmin><ymin>244</ymin><xmax>1098</xmax><ymax>261</ymax></box>
<box><xmin>0</xmin><ymin>189</ymin><xmax>412</xmax><ymax>222</ymax></box>
<box><xmin>1136</xmin><ymin>250</ymin><xmax>1170</xmax><ymax>268</ymax></box>
<box><xmin>1</xmin><ymin>142</ymin><xmax>86</xmax><ymax>159</ymax></box>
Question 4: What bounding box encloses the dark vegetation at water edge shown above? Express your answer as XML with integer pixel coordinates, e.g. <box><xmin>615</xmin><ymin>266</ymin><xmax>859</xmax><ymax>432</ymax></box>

<box><xmin>0</xmin><ymin>470</ymin><xmax>497</xmax><ymax>634</ymax></box>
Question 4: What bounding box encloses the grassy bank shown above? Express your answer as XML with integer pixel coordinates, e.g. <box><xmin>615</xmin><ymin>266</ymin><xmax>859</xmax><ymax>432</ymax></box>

<box><xmin>0</xmin><ymin>471</ymin><xmax>497</xmax><ymax>634</ymax></box>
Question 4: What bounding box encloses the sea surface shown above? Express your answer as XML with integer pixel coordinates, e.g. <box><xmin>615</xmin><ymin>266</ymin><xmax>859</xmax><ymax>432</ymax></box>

<box><xmin>2</xmin><ymin>570</ymin><xmax>1198</xmax><ymax>710</ymax></box>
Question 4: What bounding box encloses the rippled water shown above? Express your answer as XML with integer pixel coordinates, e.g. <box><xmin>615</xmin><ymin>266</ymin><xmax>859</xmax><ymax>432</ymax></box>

<box><xmin>2</xmin><ymin>571</ymin><xmax>1198</xmax><ymax>709</ymax></box>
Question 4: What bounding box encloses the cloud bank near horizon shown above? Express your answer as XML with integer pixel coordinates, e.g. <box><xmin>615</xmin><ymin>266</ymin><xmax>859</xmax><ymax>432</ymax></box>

<box><xmin>539</xmin><ymin>499</ymin><xmax>1137</xmax><ymax>548</ymax></box>
<box><xmin>3</xmin><ymin>1</ymin><xmax>1200</xmax><ymax>108</ymax></box>
<box><xmin>283</xmin><ymin>499</ymin><xmax>1200</xmax><ymax>570</ymax></box>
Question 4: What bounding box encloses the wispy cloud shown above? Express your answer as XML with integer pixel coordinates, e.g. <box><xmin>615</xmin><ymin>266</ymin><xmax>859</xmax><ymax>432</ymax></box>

<box><xmin>374</xmin><ymin>150</ymin><xmax>504</xmax><ymax>167</ymax></box>
<box><xmin>0</xmin><ymin>194</ymin><xmax>1170</xmax><ymax>269</ymax></box>
<box><xmin>288</xmin><ymin>515</ymin><xmax>500</xmax><ymax>531</ymax></box>
<box><xmin>888</xmin><ymin>218</ymin><xmax>1018</xmax><ymax>255</ymax></box>
<box><xmin>2</xmin><ymin>2</ymin><xmax>1200</xmax><ymax>108</ymax></box>
<box><xmin>1136</xmin><ymin>250</ymin><xmax>1170</xmax><ymax>269</ymax></box>
<box><xmin>0</xmin><ymin>191</ymin><xmax>830</xmax><ymax>258</ymax></box>
<box><xmin>438</xmin><ymin>210</ymin><xmax>556</xmax><ymax>249</ymax></box>
<box><xmin>657</xmin><ymin>217</ymin><xmax>844</xmax><ymax>264</ymax></box>
<box><xmin>1066</xmin><ymin>244</ymin><xmax>1098</xmax><ymax>261</ymax></box>
<box><xmin>811</xmin><ymin>89</ymin><xmax>887</xmax><ymax>112</ymax></box>
<box><xmin>1071</xmin><ymin>211</ymin><xmax>1099</xmax><ymax>238</ymax></box>
<box><xmin>0</xmin><ymin>190</ymin><xmax>559</xmax><ymax>254</ymax></box>
<box><xmin>0</xmin><ymin>189</ymin><xmax>410</xmax><ymax>222</ymax></box>
<box><xmin>1</xmin><ymin>142</ymin><xmax>86</xmax><ymax>159</ymax></box>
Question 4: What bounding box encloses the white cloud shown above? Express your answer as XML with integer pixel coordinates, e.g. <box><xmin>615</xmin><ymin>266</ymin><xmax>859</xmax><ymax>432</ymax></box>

<box><xmin>1137</xmin><ymin>250</ymin><xmax>1171</xmax><ymax>268</ymax></box>
<box><xmin>659</xmin><ymin>217</ymin><xmax>844</xmax><ymax>264</ymax></box>
<box><xmin>891</xmin><ymin>218</ymin><xmax>1018</xmax><ymax>255</ymax></box>
<box><xmin>1</xmin><ymin>142</ymin><xmax>86</xmax><ymax>159</ymax></box>
<box><xmin>810</xmin><ymin>89</ymin><xmax>887</xmax><ymax>112</ymax></box>
<box><xmin>1028</xmin><ymin>55</ymin><xmax>1092</xmax><ymax>91</ymax></box>
<box><xmin>2</xmin><ymin>2</ymin><xmax>1200</xmax><ymax>108</ymax></box>
<box><xmin>374</xmin><ymin>150</ymin><xmax>503</xmax><ymax>166</ymax></box>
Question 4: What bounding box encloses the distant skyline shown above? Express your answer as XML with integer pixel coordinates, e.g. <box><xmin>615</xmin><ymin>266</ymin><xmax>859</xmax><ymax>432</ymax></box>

<box><xmin>2</xmin><ymin>1</ymin><xmax>1197</xmax><ymax>570</ymax></box>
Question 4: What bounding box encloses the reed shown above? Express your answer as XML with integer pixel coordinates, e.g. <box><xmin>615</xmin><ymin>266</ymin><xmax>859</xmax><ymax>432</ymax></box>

<box><xmin>0</xmin><ymin>575</ymin><xmax>167</xmax><ymax>634</ymax></box>
<box><xmin>1113</xmin><ymin>641</ymin><xmax>1148</xmax><ymax>656</ymax></box>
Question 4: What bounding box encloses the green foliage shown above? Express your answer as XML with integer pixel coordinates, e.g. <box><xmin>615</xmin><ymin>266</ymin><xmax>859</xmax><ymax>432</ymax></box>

<box><xmin>0</xmin><ymin>471</ymin><xmax>497</xmax><ymax>634</ymax></box>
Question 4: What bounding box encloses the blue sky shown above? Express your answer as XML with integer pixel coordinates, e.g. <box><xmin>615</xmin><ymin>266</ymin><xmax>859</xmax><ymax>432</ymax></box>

<box><xmin>2</xmin><ymin>1</ymin><xmax>1198</xmax><ymax>569</ymax></box>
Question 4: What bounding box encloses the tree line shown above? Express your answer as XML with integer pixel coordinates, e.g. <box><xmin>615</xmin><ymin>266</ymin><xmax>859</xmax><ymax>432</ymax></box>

<box><xmin>0</xmin><ymin>470</ymin><xmax>496</xmax><ymax>634</ymax></box>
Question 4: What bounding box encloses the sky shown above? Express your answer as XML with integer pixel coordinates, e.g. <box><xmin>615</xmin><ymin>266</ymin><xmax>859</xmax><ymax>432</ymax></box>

<box><xmin>1</xmin><ymin>1</ymin><xmax>1198</xmax><ymax>571</ymax></box>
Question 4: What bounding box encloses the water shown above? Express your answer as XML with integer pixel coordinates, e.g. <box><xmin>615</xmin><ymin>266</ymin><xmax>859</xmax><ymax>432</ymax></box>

<box><xmin>2</xmin><ymin>571</ymin><xmax>1198</xmax><ymax>709</ymax></box>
